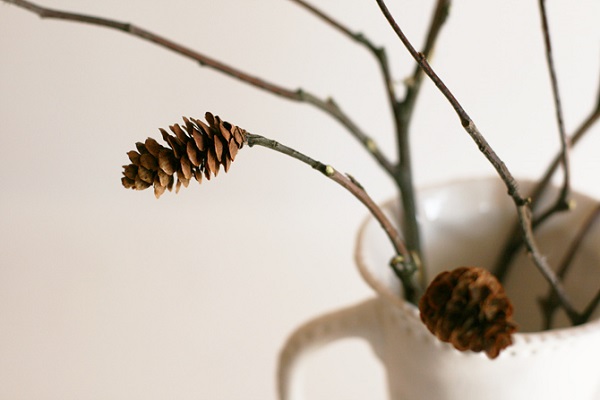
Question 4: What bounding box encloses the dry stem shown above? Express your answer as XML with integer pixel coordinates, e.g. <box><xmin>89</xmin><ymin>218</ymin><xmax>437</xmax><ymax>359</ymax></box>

<box><xmin>537</xmin><ymin>0</ymin><xmax>572</xmax><ymax>214</ymax></box>
<box><xmin>289</xmin><ymin>0</ymin><xmax>399</xmax><ymax>125</ymax></box>
<box><xmin>539</xmin><ymin>204</ymin><xmax>600</xmax><ymax>329</ymax></box>
<box><xmin>393</xmin><ymin>0</ymin><xmax>451</xmax><ymax>287</ymax></box>
<box><xmin>246</xmin><ymin>133</ymin><xmax>419</xmax><ymax>302</ymax></box>
<box><xmin>494</xmin><ymin>75</ymin><xmax>600</xmax><ymax>283</ymax></box>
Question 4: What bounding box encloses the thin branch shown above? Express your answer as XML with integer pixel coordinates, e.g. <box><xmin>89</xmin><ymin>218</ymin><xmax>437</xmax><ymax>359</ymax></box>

<box><xmin>538</xmin><ymin>0</ymin><xmax>572</xmax><ymax>213</ymax></box>
<box><xmin>514</xmin><ymin>205</ymin><xmax>579</xmax><ymax>321</ymax></box>
<box><xmin>288</xmin><ymin>0</ymin><xmax>386</xmax><ymax>58</ymax></box>
<box><xmin>246</xmin><ymin>133</ymin><xmax>420</xmax><ymax>302</ymax></box>
<box><xmin>581</xmin><ymin>286</ymin><xmax>600</xmax><ymax>324</ymax></box>
<box><xmin>288</xmin><ymin>0</ymin><xmax>399</xmax><ymax>121</ymax></box>
<box><xmin>289</xmin><ymin>0</ymin><xmax>404</xmax><ymax>180</ymax></box>
<box><xmin>374</xmin><ymin>0</ymin><xmax>581</xmax><ymax>321</ymax></box>
<box><xmin>401</xmin><ymin>0</ymin><xmax>451</xmax><ymax>118</ymax></box>
<box><xmin>494</xmin><ymin>71</ymin><xmax>600</xmax><ymax>281</ymax></box>
<box><xmin>394</xmin><ymin>0</ymin><xmax>451</xmax><ymax>288</ymax></box>
<box><xmin>289</xmin><ymin>0</ymin><xmax>357</xmax><ymax>39</ymax></box>
<box><xmin>536</xmin><ymin>108</ymin><xmax>600</xmax><ymax>206</ymax></box>
<box><xmin>3</xmin><ymin>0</ymin><xmax>396</xmax><ymax>177</ymax></box>
<box><xmin>375</xmin><ymin>0</ymin><xmax>523</xmax><ymax>203</ymax></box>
<box><xmin>539</xmin><ymin>204</ymin><xmax>600</xmax><ymax>329</ymax></box>
<box><xmin>531</xmin><ymin>66</ymin><xmax>600</xmax><ymax>221</ymax></box>
<box><xmin>298</xmin><ymin>91</ymin><xmax>397</xmax><ymax>175</ymax></box>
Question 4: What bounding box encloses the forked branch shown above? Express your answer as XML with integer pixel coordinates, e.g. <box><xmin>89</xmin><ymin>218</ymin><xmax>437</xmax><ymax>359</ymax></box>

<box><xmin>289</xmin><ymin>0</ymin><xmax>399</xmax><ymax>154</ymax></box>
<box><xmin>494</xmin><ymin>68</ymin><xmax>600</xmax><ymax>282</ymax></box>
<box><xmin>289</xmin><ymin>0</ymin><xmax>397</xmax><ymax>103</ymax></box>
<box><xmin>374</xmin><ymin>0</ymin><xmax>524</xmax><ymax>203</ymax></box>
<box><xmin>539</xmin><ymin>204</ymin><xmax>600</xmax><ymax>329</ymax></box>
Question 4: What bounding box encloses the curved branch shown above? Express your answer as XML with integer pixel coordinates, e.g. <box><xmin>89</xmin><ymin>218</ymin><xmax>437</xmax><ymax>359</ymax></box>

<box><xmin>246</xmin><ymin>133</ymin><xmax>407</xmax><ymax>258</ymax></box>
<box><xmin>246</xmin><ymin>133</ymin><xmax>419</xmax><ymax>302</ymax></box>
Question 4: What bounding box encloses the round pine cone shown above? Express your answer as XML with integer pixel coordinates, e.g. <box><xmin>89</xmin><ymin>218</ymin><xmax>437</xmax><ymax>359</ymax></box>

<box><xmin>121</xmin><ymin>112</ymin><xmax>247</xmax><ymax>198</ymax></box>
<box><xmin>418</xmin><ymin>266</ymin><xmax>517</xmax><ymax>359</ymax></box>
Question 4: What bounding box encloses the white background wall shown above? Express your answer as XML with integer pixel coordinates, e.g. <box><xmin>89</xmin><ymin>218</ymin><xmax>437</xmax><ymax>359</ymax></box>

<box><xmin>1</xmin><ymin>0</ymin><xmax>599</xmax><ymax>399</ymax></box>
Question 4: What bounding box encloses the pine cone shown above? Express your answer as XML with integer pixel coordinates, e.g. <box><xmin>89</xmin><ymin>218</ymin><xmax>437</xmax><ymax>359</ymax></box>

<box><xmin>418</xmin><ymin>266</ymin><xmax>517</xmax><ymax>359</ymax></box>
<box><xmin>121</xmin><ymin>112</ymin><xmax>247</xmax><ymax>198</ymax></box>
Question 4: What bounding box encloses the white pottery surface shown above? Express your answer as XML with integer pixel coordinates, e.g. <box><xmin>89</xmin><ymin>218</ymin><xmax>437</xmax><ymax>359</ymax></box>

<box><xmin>278</xmin><ymin>178</ymin><xmax>600</xmax><ymax>400</ymax></box>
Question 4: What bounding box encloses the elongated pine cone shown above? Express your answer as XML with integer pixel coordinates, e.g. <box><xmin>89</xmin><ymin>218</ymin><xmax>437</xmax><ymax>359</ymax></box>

<box><xmin>121</xmin><ymin>112</ymin><xmax>247</xmax><ymax>198</ymax></box>
<box><xmin>418</xmin><ymin>266</ymin><xmax>517</xmax><ymax>359</ymax></box>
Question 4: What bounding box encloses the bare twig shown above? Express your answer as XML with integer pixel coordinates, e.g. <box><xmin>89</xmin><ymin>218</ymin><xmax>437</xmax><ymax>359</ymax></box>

<box><xmin>581</xmin><ymin>286</ymin><xmax>600</xmax><ymax>324</ymax></box>
<box><xmin>289</xmin><ymin>0</ymin><xmax>358</xmax><ymax>39</ymax></box>
<box><xmin>2</xmin><ymin>0</ymin><xmax>396</xmax><ymax>177</ymax></box>
<box><xmin>532</xmin><ymin>66</ymin><xmax>600</xmax><ymax>223</ymax></box>
<box><xmin>539</xmin><ymin>204</ymin><xmax>600</xmax><ymax>329</ymax></box>
<box><xmin>374</xmin><ymin>0</ymin><xmax>581</xmax><ymax>321</ymax></box>
<box><xmin>394</xmin><ymin>0</ymin><xmax>451</xmax><ymax>287</ymax></box>
<box><xmin>494</xmin><ymin>71</ymin><xmax>600</xmax><ymax>281</ymax></box>
<box><xmin>537</xmin><ymin>0</ymin><xmax>572</xmax><ymax>214</ymax></box>
<box><xmin>291</xmin><ymin>0</ymin><xmax>399</xmax><ymax>175</ymax></box>
<box><xmin>297</xmin><ymin>91</ymin><xmax>396</xmax><ymax>175</ymax></box>
<box><xmin>514</xmin><ymin>205</ymin><xmax>579</xmax><ymax>321</ymax></box>
<box><xmin>375</xmin><ymin>0</ymin><xmax>524</xmax><ymax>203</ymax></box>
<box><xmin>535</xmin><ymin>110</ymin><xmax>600</xmax><ymax>208</ymax></box>
<box><xmin>289</xmin><ymin>0</ymin><xmax>399</xmax><ymax>165</ymax></box>
<box><xmin>401</xmin><ymin>0</ymin><xmax>451</xmax><ymax>117</ymax></box>
<box><xmin>246</xmin><ymin>133</ymin><xmax>420</xmax><ymax>302</ymax></box>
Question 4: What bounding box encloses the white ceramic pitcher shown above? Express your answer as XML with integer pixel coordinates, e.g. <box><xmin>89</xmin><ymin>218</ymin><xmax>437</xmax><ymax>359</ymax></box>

<box><xmin>278</xmin><ymin>178</ymin><xmax>600</xmax><ymax>400</ymax></box>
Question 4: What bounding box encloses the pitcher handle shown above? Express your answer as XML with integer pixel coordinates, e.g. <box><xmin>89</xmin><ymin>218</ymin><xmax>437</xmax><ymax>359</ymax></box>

<box><xmin>277</xmin><ymin>298</ymin><xmax>382</xmax><ymax>400</ymax></box>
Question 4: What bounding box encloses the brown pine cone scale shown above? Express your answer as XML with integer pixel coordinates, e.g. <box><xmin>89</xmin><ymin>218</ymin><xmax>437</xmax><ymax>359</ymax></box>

<box><xmin>418</xmin><ymin>266</ymin><xmax>517</xmax><ymax>359</ymax></box>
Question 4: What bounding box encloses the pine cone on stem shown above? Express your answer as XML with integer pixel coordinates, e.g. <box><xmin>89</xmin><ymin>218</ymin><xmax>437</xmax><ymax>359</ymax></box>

<box><xmin>418</xmin><ymin>266</ymin><xmax>517</xmax><ymax>359</ymax></box>
<box><xmin>121</xmin><ymin>112</ymin><xmax>247</xmax><ymax>198</ymax></box>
